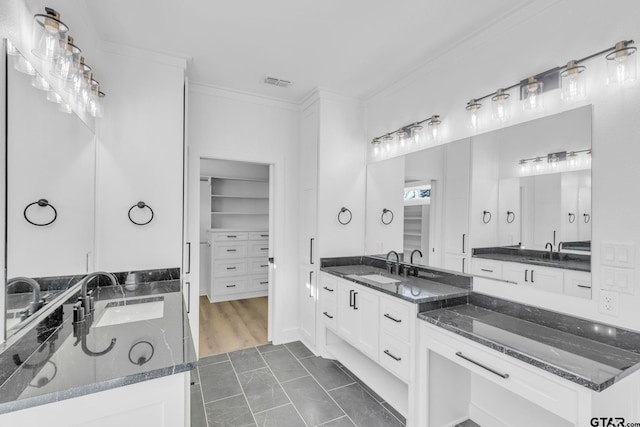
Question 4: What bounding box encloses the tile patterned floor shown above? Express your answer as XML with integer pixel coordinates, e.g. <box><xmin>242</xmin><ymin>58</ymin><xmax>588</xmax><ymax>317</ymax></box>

<box><xmin>190</xmin><ymin>341</ymin><xmax>406</xmax><ymax>427</ymax></box>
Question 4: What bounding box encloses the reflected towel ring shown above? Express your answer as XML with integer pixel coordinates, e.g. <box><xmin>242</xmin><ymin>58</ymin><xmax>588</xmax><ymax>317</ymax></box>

<box><xmin>568</xmin><ymin>213</ymin><xmax>576</xmax><ymax>223</ymax></box>
<box><xmin>337</xmin><ymin>207</ymin><xmax>352</xmax><ymax>225</ymax></box>
<box><xmin>506</xmin><ymin>211</ymin><xmax>515</xmax><ymax>224</ymax></box>
<box><xmin>128</xmin><ymin>201</ymin><xmax>154</xmax><ymax>226</ymax></box>
<box><xmin>583</xmin><ymin>213</ymin><xmax>591</xmax><ymax>224</ymax></box>
<box><xmin>24</xmin><ymin>199</ymin><xmax>57</xmax><ymax>226</ymax></box>
<box><xmin>128</xmin><ymin>340</ymin><xmax>155</xmax><ymax>366</ymax></box>
<box><xmin>482</xmin><ymin>211</ymin><xmax>492</xmax><ymax>224</ymax></box>
<box><xmin>28</xmin><ymin>361</ymin><xmax>58</xmax><ymax>388</ymax></box>
<box><xmin>381</xmin><ymin>208</ymin><xmax>394</xmax><ymax>225</ymax></box>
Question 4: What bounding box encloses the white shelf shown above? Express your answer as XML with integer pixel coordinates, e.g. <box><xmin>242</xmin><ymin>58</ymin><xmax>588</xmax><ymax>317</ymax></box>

<box><xmin>404</xmin><ymin>232</ymin><xmax>421</xmax><ymax>237</ymax></box>
<box><xmin>405</xmin><ymin>216</ymin><xmax>422</xmax><ymax>220</ymax></box>
<box><xmin>211</xmin><ymin>194</ymin><xmax>268</xmax><ymax>199</ymax></box>
<box><xmin>211</xmin><ymin>212</ymin><xmax>268</xmax><ymax>215</ymax></box>
<box><xmin>204</xmin><ymin>175</ymin><xmax>268</xmax><ymax>183</ymax></box>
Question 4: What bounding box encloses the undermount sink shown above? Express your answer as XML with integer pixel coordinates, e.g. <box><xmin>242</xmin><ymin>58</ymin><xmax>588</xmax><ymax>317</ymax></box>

<box><xmin>358</xmin><ymin>274</ymin><xmax>401</xmax><ymax>285</ymax></box>
<box><xmin>94</xmin><ymin>299</ymin><xmax>164</xmax><ymax>327</ymax></box>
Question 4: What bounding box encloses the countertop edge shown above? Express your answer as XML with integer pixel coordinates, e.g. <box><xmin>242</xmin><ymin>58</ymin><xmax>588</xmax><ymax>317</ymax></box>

<box><xmin>471</xmin><ymin>254</ymin><xmax>591</xmax><ymax>272</ymax></box>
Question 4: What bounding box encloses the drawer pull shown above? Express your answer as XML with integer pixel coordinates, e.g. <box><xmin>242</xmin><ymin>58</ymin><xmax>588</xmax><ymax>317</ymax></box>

<box><xmin>226</xmin><ymin>267</ymin><xmax>237</xmax><ymax>270</ymax></box>
<box><xmin>260</xmin><ymin>281</ymin><xmax>268</xmax><ymax>285</ymax></box>
<box><xmin>383</xmin><ymin>313</ymin><xmax>402</xmax><ymax>323</ymax></box>
<box><xmin>260</xmin><ymin>264</ymin><xmax>268</xmax><ymax>268</ymax></box>
<box><xmin>261</xmin><ymin>247</ymin><xmax>268</xmax><ymax>250</ymax></box>
<box><xmin>455</xmin><ymin>352</ymin><xmax>509</xmax><ymax>379</ymax></box>
<box><xmin>260</xmin><ymin>234</ymin><xmax>268</xmax><ymax>237</ymax></box>
<box><xmin>480</xmin><ymin>268</ymin><xmax>493</xmax><ymax>273</ymax></box>
<box><xmin>323</xmin><ymin>312</ymin><xmax>333</xmax><ymax>319</ymax></box>
<box><xmin>323</xmin><ymin>286</ymin><xmax>334</xmax><ymax>292</ymax></box>
<box><xmin>577</xmin><ymin>284</ymin><xmax>591</xmax><ymax>289</ymax></box>
<box><xmin>226</xmin><ymin>285</ymin><xmax>236</xmax><ymax>288</ymax></box>
<box><xmin>226</xmin><ymin>249</ymin><xmax>237</xmax><ymax>252</ymax></box>
<box><xmin>384</xmin><ymin>350</ymin><xmax>401</xmax><ymax>362</ymax></box>
<box><xmin>227</xmin><ymin>235</ymin><xmax>237</xmax><ymax>238</ymax></box>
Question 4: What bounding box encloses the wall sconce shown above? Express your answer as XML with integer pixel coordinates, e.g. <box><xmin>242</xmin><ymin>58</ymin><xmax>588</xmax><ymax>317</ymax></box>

<box><xmin>370</xmin><ymin>114</ymin><xmax>442</xmax><ymax>157</ymax></box>
<box><xmin>522</xmin><ymin>76</ymin><xmax>544</xmax><ymax>112</ymax></box>
<box><xmin>31</xmin><ymin>8</ymin><xmax>68</xmax><ymax>62</ymax></box>
<box><xmin>518</xmin><ymin>149</ymin><xmax>591</xmax><ymax>176</ymax></box>
<box><xmin>606</xmin><ymin>41</ymin><xmax>637</xmax><ymax>85</ymax></box>
<box><xmin>465</xmin><ymin>99</ymin><xmax>482</xmax><ymax>131</ymax></box>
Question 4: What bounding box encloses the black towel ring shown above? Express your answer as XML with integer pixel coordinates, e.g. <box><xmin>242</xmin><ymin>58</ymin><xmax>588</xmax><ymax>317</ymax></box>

<box><xmin>381</xmin><ymin>208</ymin><xmax>394</xmax><ymax>225</ymax></box>
<box><xmin>24</xmin><ymin>199</ymin><xmax>57</xmax><ymax>226</ymax></box>
<box><xmin>568</xmin><ymin>213</ymin><xmax>576</xmax><ymax>223</ymax></box>
<box><xmin>128</xmin><ymin>340</ymin><xmax>155</xmax><ymax>366</ymax></box>
<box><xmin>482</xmin><ymin>210</ymin><xmax>492</xmax><ymax>224</ymax></box>
<box><xmin>337</xmin><ymin>207</ymin><xmax>352</xmax><ymax>225</ymax></box>
<box><xmin>128</xmin><ymin>201</ymin><xmax>154</xmax><ymax>226</ymax></box>
<box><xmin>583</xmin><ymin>213</ymin><xmax>591</xmax><ymax>224</ymax></box>
<box><xmin>506</xmin><ymin>211</ymin><xmax>515</xmax><ymax>224</ymax></box>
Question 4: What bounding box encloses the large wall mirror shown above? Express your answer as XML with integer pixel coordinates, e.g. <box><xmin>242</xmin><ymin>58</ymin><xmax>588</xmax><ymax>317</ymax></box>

<box><xmin>365</xmin><ymin>105</ymin><xmax>592</xmax><ymax>297</ymax></box>
<box><xmin>4</xmin><ymin>39</ymin><xmax>96</xmax><ymax>339</ymax></box>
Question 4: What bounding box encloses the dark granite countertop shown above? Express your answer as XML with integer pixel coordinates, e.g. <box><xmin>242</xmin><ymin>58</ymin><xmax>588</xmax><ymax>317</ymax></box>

<box><xmin>0</xmin><ymin>277</ymin><xmax>196</xmax><ymax>414</ymax></box>
<box><xmin>418</xmin><ymin>293</ymin><xmax>640</xmax><ymax>391</ymax></box>
<box><xmin>321</xmin><ymin>264</ymin><xmax>471</xmax><ymax>304</ymax></box>
<box><xmin>472</xmin><ymin>246</ymin><xmax>591</xmax><ymax>272</ymax></box>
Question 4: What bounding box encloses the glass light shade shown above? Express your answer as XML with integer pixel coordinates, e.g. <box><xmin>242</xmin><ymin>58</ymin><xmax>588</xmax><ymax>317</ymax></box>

<box><xmin>466</xmin><ymin>100</ymin><xmax>482</xmax><ymax>131</ymax></box>
<box><xmin>397</xmin><ymin>130</ymin><xmax>408</xmax><ymax>148</ymax></box>
<box><xmin>566</xmin><ymin>151</ymin><xmax>580</xmax><ymax>169</ymax></box>
<box><xmin>411</xmin><ymin>123</ymin><xmax>423</xmax><ymax>144</ymax></box>
<box><xmin>6</xmin><ymin>39</ymin><xmax>20</xmax><ymax>56</ymax></box>
<box><xmin>606</xmin><ymin>42</ymin><xmax>637</xmax><ymax>85</ymax></box>
<box><xmin>561</xmin><ymin>61</ymin><xmax>587</xmax><ymax>101</ymax></box>
<box><xmin>585</xmin><ymin>150</ymin><xmax>592</xmax><ymax>168</ymax></box>
<box><xmin>88</xmin><ymin>90</ymin><xmax>105</xmax><ymax>118</ymax></box>
<box><xmin>31</xmin><ymin>73</ymin><xmax>51</xmax><ymax>91</ymax></box>
<box><xmin>51</xmin><ymin>38</ymin><xmax>81</xmax><ymax>81</ymax></box>
<box><xmin>46</xmin><ymin>90</ymin><xmax>63</xmax><ymax>103</ymax></box>
<box><xmin>14</xmin><ymin>56</ymin><xmax>36</xmax><ymax>75</ymax></box>
<box><xmin>383</xmin><ymin>134</ymin><xmax>393</xmax><ymax>154</ymax></box>
<box><xmin>372</xmin><ymin>139</ymin><xmax>381</xmax><ymax>157</ymax></box>
<box><xmin>519</xmin><ymin>159</ymin><xmax>530</xmax><ymax>176</ymax></box>
<box><xmin>491</xmin><ymin>89</ymin><xmax>510</xmax><ymax>123</ymax></box>
<box><xmin>32</xmin><ymin>11</ymin><xmax>69</xmax><ymax>62</ymax></box>
<box><xmin>522</xmin><ymin>77</ymin><xmax>544</xmax><ymax>111</ymax></box>
<box><xmin>532</xmin><ymin>156</ymin><xmax>545</xmax><ymax>174</ymax></box>
<box><xmin>65</xmin><ymin>60</ymin><xmax>91</xmax><ymax>95</ymax></box>
<box><xmin>58</xmin><ymin>102</ymin><xmax>73</xmax><ymax>114</ymax></box>
<box><xmin>427</xmin><ymin>116</ymin><xmax>441</xmax><ymax>143</ymax></box>
<box><xmin>548</xmin><ymin>153</ymin><xmax>561</xmax><ymax>172</ymax></box>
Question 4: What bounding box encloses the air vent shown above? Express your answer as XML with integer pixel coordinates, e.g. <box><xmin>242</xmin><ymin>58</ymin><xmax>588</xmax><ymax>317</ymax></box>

<box><xmin>264</xmin><ymin>76</ymin><xmax>293</xmax><ymax>88</ymax></box>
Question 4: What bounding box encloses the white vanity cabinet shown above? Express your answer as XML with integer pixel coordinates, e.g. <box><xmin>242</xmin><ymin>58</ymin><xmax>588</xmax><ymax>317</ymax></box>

<box><xmin>336</xmin><ymin>279</ymin><xmax>380</xmax><ymax>360</ymax></box>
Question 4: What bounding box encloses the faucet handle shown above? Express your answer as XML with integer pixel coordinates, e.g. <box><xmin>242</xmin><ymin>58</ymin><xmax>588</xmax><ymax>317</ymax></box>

<box><xmin>73</xmin><ymin>301</ymin><xmax>85</xmax><ymax>323</ymax></box>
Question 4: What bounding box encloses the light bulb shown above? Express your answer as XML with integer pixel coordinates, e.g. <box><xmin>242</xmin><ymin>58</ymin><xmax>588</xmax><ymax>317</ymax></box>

<box><xmin>519</xmin><ymin>159</ymin><xmax>529</xmax><ymax>176</ymax></box>
<box><xmin>466</xmin><ymin>99</ymin><xmax>482</xmax><ymax>131</ymax></box>
<box><xmin>533</xmin><ymin>157</ymin><xmax>545</xmax><ymax>174</ymax></box>
<box><xmin>567</xmin><ymin>151</ymin><xmax>579</xmax><ymax>169</ymax></box>
<box><xmin>522</xmin><ymin>77</ymin><xmax>544</xmax><ymax>112</ymax></box>
<box><xmin>491</xmin><ymin>89</ymin><xmax>510</xmax><ymax>123</ymax></box>
<box><xmin>561</xmin><ymin>61</ymin><xmax>586</xmax><ymax>101</ymax></box>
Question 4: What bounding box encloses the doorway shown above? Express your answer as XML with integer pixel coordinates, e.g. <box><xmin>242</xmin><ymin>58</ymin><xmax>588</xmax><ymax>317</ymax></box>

<box><xmin>198</xmin><ymin>158</ymin><xmax>273</xmax><ymax>356</ymax></box>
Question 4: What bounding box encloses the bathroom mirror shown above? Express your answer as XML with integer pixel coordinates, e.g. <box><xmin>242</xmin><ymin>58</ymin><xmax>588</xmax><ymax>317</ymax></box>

<box><xmin>364</xmin><ymin>106</ymin><xmax>591</xmax><ymax>276</ymax></box>
<box><xmin>4</xmin><ymin>39</ymin><xmax>96</xmax><ymax>338</ymax></box>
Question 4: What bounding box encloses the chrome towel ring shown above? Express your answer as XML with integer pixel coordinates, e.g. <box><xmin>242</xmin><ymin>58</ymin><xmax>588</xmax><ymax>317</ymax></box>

<box><xmin>506</xmin><ymin>211</ymin><xmax>515</xmax><ymax>224</ymax></box>
<box><xmin>568</xmin><ymin>213</ymin><xmax>576</xmax><ymax>223</ymax></box>
<box><xmin>128</xmin><ymin>201</ymin><xmax>154</xmax><ymax>226</ymax></box>
<box><xmin>583</xmin><ymin>213</ymin><xmax>591</xmax><ymax>223</ymax></box>
<box><xmin>381</xmin><ymin>208</ymin><xmax>394</xmax><ymax>225</ymax></box>
<box><xmin>482</xmin><ymin>210</ymin><xmax>492</xmax><ymax>224</ymax></box>
<box><xmin>24</xmin><ymin>199</ymin><xmax>57</xmax><ymax>226</ymax></box>
<box><xmin>337</xmin><ymin>207</ymin><xmax>352</xmax><ymax>225</ymax></box>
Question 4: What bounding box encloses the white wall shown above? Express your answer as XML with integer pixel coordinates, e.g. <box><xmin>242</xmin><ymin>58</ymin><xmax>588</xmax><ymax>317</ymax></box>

<box><xmin>187</xmin><ymin>84</ymin><xmax>301</xmax><ymax>344</ymax></box>
<box><xmin>365</xmin><ymin>0</ymin><xmax>640</xmax><ymax>330</ymax></box>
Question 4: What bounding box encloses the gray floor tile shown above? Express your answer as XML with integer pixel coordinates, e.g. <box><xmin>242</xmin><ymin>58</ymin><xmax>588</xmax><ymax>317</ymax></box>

<box><xmin>300</xmin><ymin>357</ymin><xmax>355</xmax><ymax>391</ymax></box>
<box><xmin>329</xmin><ymin>383</ymin><xmax>403</xmax><ymax>427</ymax></box>
<box><xmin>318</xmin><ymin>416</ymin><xmax>356</xmax><ymax>427</ymax></box>
<box><xmin>382</xmin><ymin>402</ymin><xmax>406</xmax><ymax>426</ymax></box>
<box><xmin>254</xmin><ymin>404</ymin><xmax>306</xmax><ymax>427</ymax></box>
<box><xmin>338</xmin><ymin>366</ymin><xmax>384</xmax><ymax>403</ymax></box>
<box><xmin>200</xmin><ymin>353</ymin><xmax>230</xmax><ymax>367</ymax></box>
<box><xmin>191</xmin><ymin>367</ymin><xmax>201</xmax><ymax>385</ymax></box>
<box><xmin>284</xmin><ymin>341</ymin><xmax>314</xmax><ymax>359</ymax></box>
<box><xmin>230</xmin><ymin>347</ymin><xmax>267</xmax><ymax>373</ymax></box>
<box><xmin>238</xmin><ymin>368</ymin><xmax>290</xmax><ymax>413</ymax></box>
<box><xmin>200</xmin><ymin>361</ymin><xmax>243</xmax><ymax>403</ymax></box>
<box><xmin>191</xmin><ymin>385</ymin><xmax>208</xmax><ymax>427</ymax></box>
<box><xmin>262</xmin><ymin>349</ymin><xmax>308</xmax><ymax>383</ymax></box>
<box><xmin>281</xmin><ymin>376</ymin><xmax>344</xmax><ymax>426</ymax></box>
<box><xmin>257</xmin><ymin>343</ymin><xmax>286</xmax><ymax>354</ymax></box>
<box><xmin>205</xmin><ymin>394</ymin><xmax>256</xmax><ymax>427</ymax></box>
<box><xmin>455</xmin><ymin>421</ymin><xmax>481</xmax><ymax>427</ymax></box>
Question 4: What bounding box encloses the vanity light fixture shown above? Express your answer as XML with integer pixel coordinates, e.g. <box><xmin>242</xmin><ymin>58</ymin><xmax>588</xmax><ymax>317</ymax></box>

<box><xmin>465</xmin><ymin>99</ymin><xmax>482</xmax><ymax>130</ymax></box>
<box><xmin>370</xmin><ymin>115</ymin><xmax>441</xmax><ymax>157</ymax></box>
<box><xmin>560</xmin><ymin>60</ymin><xmax>586</xmax><ymax>101</ymax></box>
<box><xmin>518</xmin><ymin>149</ymin><xmax>591</xmax><ymax>176</ymax></box>
<box><xmin>606</xmin><ymin>40</ymin><xmax>637</xmax><ymax>85</ymax></box>
<box><xmin>522</xmin><ymin>76</ymin><xmax>544</xmax><ymax>112</ymax></box>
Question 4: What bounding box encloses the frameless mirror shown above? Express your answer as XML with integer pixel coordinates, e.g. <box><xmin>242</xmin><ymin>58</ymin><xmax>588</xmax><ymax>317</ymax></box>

<box><xmin>4</xmin><ymin>39</ymin><xmax>96</xmax><ymax>338</ymax></box>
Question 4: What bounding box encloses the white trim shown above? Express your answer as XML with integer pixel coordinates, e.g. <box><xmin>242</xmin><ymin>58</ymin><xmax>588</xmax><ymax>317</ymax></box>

<box><xmin>189</xmin><ymin>82</ymin><xmax>301</xmax><ymax>111</ymax></box>
<box><xmin>99</xmin><ymin>40</ymin><xmax>189</xmax><ymax>69</ymax></box>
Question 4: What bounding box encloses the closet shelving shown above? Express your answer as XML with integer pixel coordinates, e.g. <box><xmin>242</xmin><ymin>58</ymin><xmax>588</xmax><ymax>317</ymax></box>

<box><xmin>205</xmin><ymin>175</ymin><xmax>269</xmax><ymax>230</ymax></box>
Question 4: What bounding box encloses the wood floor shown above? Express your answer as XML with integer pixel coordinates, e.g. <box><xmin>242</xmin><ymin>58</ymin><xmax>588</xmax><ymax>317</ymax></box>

<box><xmin>198</xmin><ymin>296</ymin><xmax>268</xmax><ymax>357</ymax></box>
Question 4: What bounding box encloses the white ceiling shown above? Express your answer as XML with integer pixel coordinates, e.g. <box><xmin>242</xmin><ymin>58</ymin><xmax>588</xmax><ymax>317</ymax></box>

<box><xmin>84</xmin><ymin>0</ymin><xmax>535</xmax><ymax>103</ymax></box>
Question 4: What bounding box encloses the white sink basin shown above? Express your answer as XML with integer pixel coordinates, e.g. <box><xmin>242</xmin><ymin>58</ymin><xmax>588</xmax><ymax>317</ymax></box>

<box><xmin>358</xmin><ymin>274</ymin><xmax>401</xmax><ymax>284</ymax></box>
<box><xmin>94</xmin><ymin>300</ymin><xmax>164</xmax><ymax>327</ymax></box>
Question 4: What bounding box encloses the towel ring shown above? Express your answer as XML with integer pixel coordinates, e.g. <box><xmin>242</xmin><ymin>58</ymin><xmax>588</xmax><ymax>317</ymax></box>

<box><xmin>128</xmin><ymin>340</ymin><xmax>155</xmax><ymax>366</ymax></box>
<box><xmin>128</xmin><ymin>201</ymin><xmax>154</xmax><ymax>226</ymax></box>
<box><xmin>506</xmin><ymin>211</ymin><xmax>515</xmax><ymax>224</ymax></box>
<box><xmin>381</xmin><ymin>208</ymin><xmax>394</xmax><ymax>225</ymax></box>
<box><xmin>24</xmin><ymin>199</ymin><xmax>57</xmax><ymax>226</ymax></box>
<box><xmin>337</xmin><ymin>207</ymin><xmax>352</xmax><ymax>225</ymax></box>
<box><xmin>568</xmin><ymin>213</ymin><xmax>576</xmax><ymax>223</ymax></box>
<box><xmin>583</xmin><ymin>213</ymin><xmax>591</xmax><ymax>224</ymax></box>
<box><xmin>482</xmin><ymin>210</ymin><xmax>492</xmax><ymax>224</ymax></box>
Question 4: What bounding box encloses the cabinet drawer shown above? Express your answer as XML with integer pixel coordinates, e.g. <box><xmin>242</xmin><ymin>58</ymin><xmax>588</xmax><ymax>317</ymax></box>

<box><xmin>564</xmin><ymin>271</ymin><xmax>591</xmax><ymax>299</ymax></box>
<box><xmin>213</xmin><ymin>242</ymin><xmax>248</xmax><ymax>259</ymax></box>
<box><xmin>471</xmin><ymin>258</ymin><xmax>502</xmax><ymax>279</ymax></box>
<box><xmin>248</xmin><ymin>258</ymin><xmax>270</xmax><ymax>274</ymax></box>
<box><xmin>213</xmin><ymin>277</ymin><xmax>248</xmax><ymax>295</ymax></box>
<box><xmin>379</xmin><ymin>296</ymin><xmax>411</xmax><ymax>343</ymax></box>
<box><xmin>248</xmin><ymin>275</ymin><xmax>269</xmax><ymax>291</ymax></box>
<box><xmin>249</xmin><ymin>232</ymin><xmax>269</xmax><ymax>240</ymax></box>
<box><xmin>212</xmin><ymin>232</ymin><xmax>248</xmax><ymax>241</ymax></box>
<box><xmin>249</xmin><ymin>241</ymin><xmax>269</xmax><ymax>257</ymax></box>
<box><xmin>379</xmin><ymin>332</ymin><xmax>410</xmax><ymax>382</ymax></box>
<box><xmin>320</xmin><ymin>296</ymin><xmax>337</xmax><ymax>331</ymax></box>
<box><xmin>213</xmin><ymin>260</ymin><xmax>247</xmax><ymax>278</ymax></box>
<box><xmin>422</xmin><ymin>323</ymin><xmax>579</xmax><ymax>423</ymax></box>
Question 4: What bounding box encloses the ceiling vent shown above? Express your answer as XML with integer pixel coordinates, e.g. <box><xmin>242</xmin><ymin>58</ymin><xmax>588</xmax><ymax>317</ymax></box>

<box><xmin>264</xmin><ymin>76</ymin><xmax>293</xmax><ymax>88</ymax></box>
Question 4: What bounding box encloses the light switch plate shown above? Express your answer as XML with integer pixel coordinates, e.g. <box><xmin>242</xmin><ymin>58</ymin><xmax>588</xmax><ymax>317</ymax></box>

<box><xmin>601</xmin><ymin>242</ymin><xmax>635</xmax><ymax>268</ymax></box>
<box><xmin>601</xmin><ymin>267</ymin><xmax>635</xmax><ymax>295</ymax></box>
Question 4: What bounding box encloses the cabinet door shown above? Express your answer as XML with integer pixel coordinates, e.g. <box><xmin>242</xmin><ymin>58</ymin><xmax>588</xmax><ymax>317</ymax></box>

<box><xmin>299</xmin><ymin>269</ymin><xmax>316</xmax><ymax>345</ymax></box>
<box><xmin>527</xmin><ymin>266</ymin><xmax>563</xmax><ymax>293</ymax></box>
<box><xmin>444</xmin><ymin>254</ymin><xmax>467</xmax><ymax>274</ymax></box>
<box><xmin>355</xmin><ymin>287</ymin><xmax>379</xmax><ymax>361</ymax></box>
<box><xmin>502</xmin><ymin>262</ymin><xmax>526</xmax><ymax>285</ymax></box>
<box><xmin>443</xmin><ymin>139</ymin><xmax>470</xmax><ymax>273</ymax></box>
<box><xmin>337</xmin><ymin>281</ymin><xmax>358</xmax><ymax>344</ymax></box>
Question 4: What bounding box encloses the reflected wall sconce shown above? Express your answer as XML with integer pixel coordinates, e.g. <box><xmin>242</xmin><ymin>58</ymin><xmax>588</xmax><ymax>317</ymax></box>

<box><xmin>518</xmin><ymin>148</ymin><xmax>591</xmax><ymax>176</ymax></box>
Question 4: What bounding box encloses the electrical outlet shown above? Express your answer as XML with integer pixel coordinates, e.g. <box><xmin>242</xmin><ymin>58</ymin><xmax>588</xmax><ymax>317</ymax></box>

<box><xmin>599</xmin><ymin>290</ymin><xmax>620</xmax><ymax>316</ymax></box>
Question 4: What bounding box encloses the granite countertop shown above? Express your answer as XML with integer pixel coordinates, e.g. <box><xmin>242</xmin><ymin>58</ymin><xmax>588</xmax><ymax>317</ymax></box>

<box><xmin>418</xmin><ymin>293</ymin><xmax>640</xmax><ymax>391</ymax></box>
<box><xmin>321</xmin><ymin>264</ymin><xmax>471</xmax><ymax>304</ymax></box>
<box><xmin>0</xmin><ymin>279</ymin><xmax>197</xmax><ymax>414</ymax></box>
<box><xmin>472</xmin><ymin>246</ymin><xmax>591</xmax><ymax>272</ymax></box>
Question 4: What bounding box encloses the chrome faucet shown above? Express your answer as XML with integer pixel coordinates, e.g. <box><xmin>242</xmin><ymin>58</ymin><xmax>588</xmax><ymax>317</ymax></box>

<box><xmin>410</xmin><ymin>249</ymin><xmax>423</xmax><ymax>264</ymax></box>
<box><xmin>76</xmin><ymin>272</ymin><xmax>118</xmax><ymax>322</ymax></box>
<box><xmin>545</xmin><ymin>242</ymin><xmax>554</xmax><ymax>259</ymax></box>
<box><xmin>386</xmin><ymin>250</ymin><xmax>400</xmax><ymax>275</ymax></box>
<box><xmin>7</xmin><ymin>277</ymin><xmax>43</xmax><ymax>317</ymax></box>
